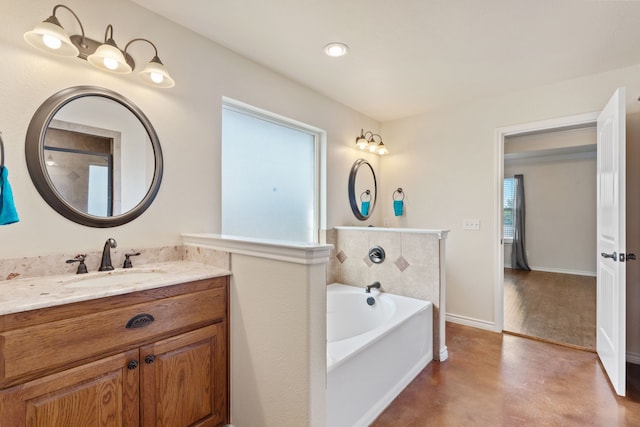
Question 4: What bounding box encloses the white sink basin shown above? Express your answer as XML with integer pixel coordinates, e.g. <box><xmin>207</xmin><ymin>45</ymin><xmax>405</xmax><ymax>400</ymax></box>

<box><xmin>63</xmin><ymin>269</ymin><xmax>167</xmax><ymax>288</ymax></box>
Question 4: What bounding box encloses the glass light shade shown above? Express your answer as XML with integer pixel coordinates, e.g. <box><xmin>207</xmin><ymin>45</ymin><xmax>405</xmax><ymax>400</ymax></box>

<box><xmin>356</xmin><ymin>137</ymin><xmax>369</xmax><ymax>150</ymax></box>
<box><xmin>24</xmin><ymin>20</ymin><xmax>79</xmax><ymax>57</ymax></box>
<box><xmin>87</xmin><ymin>43</ymin><xmax>132</xmax><ymax>74</ymax></box>
<box><xmin>45</xmin><ymin>153</ymin><xmax>56</xmax><ymax>166</ymax></box>
<box><xmin>138</xmin><ymin>57</ymin><xmax>175</xmax><ymax>88</ymax></box>
<box><xmin>376</xmin><ymin>142</ymin><xmax>389</xmax><ymax>155</ymax></box>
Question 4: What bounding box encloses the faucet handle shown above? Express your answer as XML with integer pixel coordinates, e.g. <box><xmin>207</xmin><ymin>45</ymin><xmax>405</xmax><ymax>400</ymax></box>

<box><xmin>66</xmin><ymin>254</ymin><xmax>88</xmax><ymax>274</ymax></box>
<box><xmin>123</xmin><ymin>251</ymin><xmax>141</xmax><ymax>269</ymax></box>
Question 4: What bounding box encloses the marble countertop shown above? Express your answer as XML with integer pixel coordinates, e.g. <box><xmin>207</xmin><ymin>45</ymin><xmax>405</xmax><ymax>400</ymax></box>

<box><xmin>0</xmin><ymin>261</ymin><xmax>231</xmax><ymax>316</ymax></box>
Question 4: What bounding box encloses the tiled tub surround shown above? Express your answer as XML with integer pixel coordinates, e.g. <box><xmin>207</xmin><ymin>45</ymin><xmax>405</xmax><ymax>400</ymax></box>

<box><xmin>327</xmin><ymin>226</ymin><xmax>449</xmax><ymax>361</ymax></box>
<box><xmin>0</xmin><ymin>245</ymin><xmax>230</xmax><ymax>282</ymax></box>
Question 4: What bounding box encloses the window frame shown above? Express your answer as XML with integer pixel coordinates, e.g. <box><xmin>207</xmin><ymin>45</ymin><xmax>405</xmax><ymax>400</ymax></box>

<box><xmin>221</xmin><ymin>97</ymin><xmax>326</xmax><ymax>244</ymax></box>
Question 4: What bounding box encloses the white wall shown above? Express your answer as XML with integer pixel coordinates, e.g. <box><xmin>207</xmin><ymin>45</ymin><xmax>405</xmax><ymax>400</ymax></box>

<box><xmin>380</xmin><ymin>65</ymin><xmax>640</xmax><ymax>334</ymax></box>
<box><xmin>0</xmin><ymin>0</ymin><xmax>379</xmax><ymax>259</ymax></box>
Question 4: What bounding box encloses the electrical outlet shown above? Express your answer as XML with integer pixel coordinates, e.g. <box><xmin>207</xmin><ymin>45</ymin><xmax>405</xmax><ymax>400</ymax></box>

<box><xmin>463</xmin><ymin>219</ymin><xmax>480</xmax><ymax>231</ymax></box>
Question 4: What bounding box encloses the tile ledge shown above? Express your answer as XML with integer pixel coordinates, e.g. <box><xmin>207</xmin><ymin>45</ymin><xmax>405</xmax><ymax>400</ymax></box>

<box><xmin>334</xmin><ymin>226</ymin><xmax>450</xmax><ymax>239</ymax></box>
<box><xmin>181</xmin><ymin>233</ymin><xmax>333</xmax><ymax>265</ymax></box>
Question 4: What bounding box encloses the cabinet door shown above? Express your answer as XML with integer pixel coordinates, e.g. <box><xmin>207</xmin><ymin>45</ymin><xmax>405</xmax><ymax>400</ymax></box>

<box><xmin>0</xmin><ymin>349</ymin><xmax>139</xmax><ymax>427</ymax></box>
<box><xmin>140</xmin><ymin>322</ymin><xmax>228</xmax><ymax>427</ymax></box>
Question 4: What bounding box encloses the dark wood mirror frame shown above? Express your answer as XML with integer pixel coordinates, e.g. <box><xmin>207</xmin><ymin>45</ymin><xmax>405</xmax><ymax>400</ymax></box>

<box><xmin>25</xmin><ymin>86</ymin><xmax>163</xmax><ymax>228</ymax></box>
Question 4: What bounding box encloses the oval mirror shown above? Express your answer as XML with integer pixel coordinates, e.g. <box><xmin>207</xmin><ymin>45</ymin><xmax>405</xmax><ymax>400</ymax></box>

<box><xmin>348</xmin><ymin>158</ymin><xmax>377</xmax><ymax>221</ymax></box>
<box><xmin>25</xmin><ymin>86</ymin><xmax>163</xmax><ymax>227</ymax></box>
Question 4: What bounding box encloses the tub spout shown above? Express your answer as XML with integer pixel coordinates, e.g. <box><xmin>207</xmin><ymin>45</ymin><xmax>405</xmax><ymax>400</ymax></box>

<box><xmin>366</xmin><ymin>281</ymin><xmax>381</xmax><ymax>293</ymax></box>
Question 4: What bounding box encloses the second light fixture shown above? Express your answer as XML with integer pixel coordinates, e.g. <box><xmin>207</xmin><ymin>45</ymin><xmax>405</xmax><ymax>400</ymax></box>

<box><xmin>355</xmin><ymin>129</ymin><xmax>389</xmax><ymax>155</ymax></box>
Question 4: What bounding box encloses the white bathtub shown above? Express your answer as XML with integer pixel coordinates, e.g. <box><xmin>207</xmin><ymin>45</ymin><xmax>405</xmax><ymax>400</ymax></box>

<box><xmin>326</xmin><ymin>283</ymin><xmax>433</xmax><ymax>427</ymax></box>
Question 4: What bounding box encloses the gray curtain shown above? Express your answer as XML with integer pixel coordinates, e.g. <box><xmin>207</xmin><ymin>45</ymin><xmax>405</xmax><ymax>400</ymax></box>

<box><xmin>511</xmin><ymin>174</ymin><xmax>531</xmax><ymax>271</ymax></box>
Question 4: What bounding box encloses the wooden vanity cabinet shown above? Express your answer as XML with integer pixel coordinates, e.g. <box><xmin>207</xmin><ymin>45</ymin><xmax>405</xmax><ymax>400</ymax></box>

<box><xmin>0</xmin><ymin>276</ymin><xmax>229</xmax><ymax>427</ymax></box>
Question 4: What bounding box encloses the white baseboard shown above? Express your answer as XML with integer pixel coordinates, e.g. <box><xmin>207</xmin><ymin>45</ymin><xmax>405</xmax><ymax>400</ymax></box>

<box><xmin>529</xmin><ymin>266</ymin><xmax>597</xmax><ymax>277</ymax></box>
<box><xmin>505</xmin><ymin>266</ymin><xmax>596</xmax><ymax>277</ymax></box>
<box><xmin>446</xmin><ymin>315</ymin><xmax>640</xmax><ymax>366</ymax></box>
<box><xmin>445</xmin><ymin>313</ymin><xmax>496</xmax><ymax>331</ymax></box>
<box><xmin>627</xmin><ymin>352</ymin><xmax>640</xmax><ymax>365</ymax></box>
<box><xmin>439</xmin><ymin>345</ymin><xmax>449</xmax><ymax>362</ymax></box>
<box><xmin>448</xmin><ymin>314</ymin><xmax>640</xmax><ymax>364</ymax></box>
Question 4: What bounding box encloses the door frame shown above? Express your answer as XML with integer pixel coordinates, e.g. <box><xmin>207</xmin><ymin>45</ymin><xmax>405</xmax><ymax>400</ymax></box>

<box><xmin>493</xmin><ymin>112</ymin><xmax>599</xmax><ymax>332</ymax></box>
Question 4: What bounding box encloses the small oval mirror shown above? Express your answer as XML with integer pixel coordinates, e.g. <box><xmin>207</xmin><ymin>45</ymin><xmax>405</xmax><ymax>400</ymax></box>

<box><xmin>348</xmin><ymin>158</ymin><xmax>377</xmax><ymax>221</ymax></box>
<box><xmin>25</xmin><ymin>86</ymin><xmax>163</xmax><ymax>227</ymax></box>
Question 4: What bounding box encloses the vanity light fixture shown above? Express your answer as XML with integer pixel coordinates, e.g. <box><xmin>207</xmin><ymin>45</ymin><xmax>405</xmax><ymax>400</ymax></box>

<box><xmin>23</xmin><ymin>4</ymin><xmax>175</xmax><ymax>88</ymax></box>
<box><xmin>355</xmin><ymin>129</ymin><xmax>389</xmax><ymax>155</ymax></box>
<box><xmin>323</xmin><ymin>42</ymin><xmax>349</xmax><ymax>57</ymax></box>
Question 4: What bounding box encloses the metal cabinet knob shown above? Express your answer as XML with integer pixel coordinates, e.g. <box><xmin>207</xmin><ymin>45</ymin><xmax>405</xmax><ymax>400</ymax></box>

<box><xmin>127</xmin><ymin>359</ymin><xmax>139</xmax><ymax>370</ymax></box>
<box><xmin>145</xmin><ymin>355</ymin><xmax>156</xmax><ymax>364</ymax></box>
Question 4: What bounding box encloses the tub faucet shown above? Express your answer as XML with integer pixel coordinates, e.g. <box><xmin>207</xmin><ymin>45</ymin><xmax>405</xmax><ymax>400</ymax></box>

<box><xmin>98</xmin><ymin>238</ymin><xmax>117</xmax><ymax>271</ymax></box>
<box><xmin>366</xmin><ymin>281</ymin><xmax>381</xmax><ymax>293</ymax></box>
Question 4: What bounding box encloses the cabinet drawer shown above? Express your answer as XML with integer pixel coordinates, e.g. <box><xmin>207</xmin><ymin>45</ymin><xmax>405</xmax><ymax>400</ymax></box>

<box><xmin>0</xmin><ymin>286</ymin><xmax>225</xmax><ymax>386</ymax></box>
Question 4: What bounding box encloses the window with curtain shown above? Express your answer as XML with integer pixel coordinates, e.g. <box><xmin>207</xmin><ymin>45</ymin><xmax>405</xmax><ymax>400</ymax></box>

<box><xmin>221</xmin><ymin>100</ymin><xmax>321</xmax><ymax>243</ymax></box>
<box><xmin>503</xmin><ymin>177</ymin><xmax>515</xmax><ymax>240</ymax></box>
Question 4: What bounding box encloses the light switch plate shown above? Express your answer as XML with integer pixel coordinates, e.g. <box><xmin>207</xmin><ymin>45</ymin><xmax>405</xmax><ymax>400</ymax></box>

<box><xmin>463</xmin><ymin>218</ymin><xmax>480</xmax><ymax>231</ymax></box>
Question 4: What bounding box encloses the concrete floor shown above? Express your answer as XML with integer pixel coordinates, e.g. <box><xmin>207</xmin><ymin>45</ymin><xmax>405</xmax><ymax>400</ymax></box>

<box><xmin>372</xmin><ymin>322</ymin><xmax>640</xmax><ymax>426</ymax></box>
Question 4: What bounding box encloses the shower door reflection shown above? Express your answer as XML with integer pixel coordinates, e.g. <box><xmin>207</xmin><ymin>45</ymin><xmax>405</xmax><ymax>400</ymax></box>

<box><xmin>44</xmin><ymin>126</ymin><xmax>114</xmax><ymax>216</ymax></box>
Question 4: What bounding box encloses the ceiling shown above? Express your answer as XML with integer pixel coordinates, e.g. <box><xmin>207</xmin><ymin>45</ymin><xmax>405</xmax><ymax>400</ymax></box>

<box><xmin>131</xmin><ymin>0</ymin><xmax>640</xmax><ymax>123</ymax></box>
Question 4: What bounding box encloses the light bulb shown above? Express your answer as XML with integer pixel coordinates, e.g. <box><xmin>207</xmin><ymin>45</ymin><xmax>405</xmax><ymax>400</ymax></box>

<box><xmin>368</xmin><ymin>144</ymin><xmax>377</xmax><ymax>152</ymax></box>
<box><xmin>150</xmin><ymin>72</ymin><xmax>164</xmax><ymax>84</ymax></box>
<box><xmin>103</xmin><ymin>57</ymin><xmax>119</xmax><ymax>71</ymax></box>
<box><xmin>327</xmin><ymin>46</ymin><xmax>344</xmax><ymax>56</ymax></box>
<box><xmin>42</xmin><ymin>34</ymin><xmax>62</xmax><ymax>50</ymax></box>
<box><xmin>323</xmin><ymin>42</ymin><xmax>348</xmax><ymax>57</ymax></box>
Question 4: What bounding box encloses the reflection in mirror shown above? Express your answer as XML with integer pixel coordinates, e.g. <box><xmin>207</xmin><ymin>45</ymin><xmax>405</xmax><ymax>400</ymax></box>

<box><xmin>348</xmin><ymin>158</ymin><xmax>377</xmax><ymax>221</ymax></box>
<box><xmin>45</xmin><ymin>142</ymin><xmax>112</xmax><ymax>216</ymax></box>
<box><xmin>45</xmin><ymin>95</ymin><xmax>154</xmax><ymax>216</ymax></box>
<box><xmin>25</xmin><ymin>86</ymin><xmax>163</xmax><ymax>227</ymax></box>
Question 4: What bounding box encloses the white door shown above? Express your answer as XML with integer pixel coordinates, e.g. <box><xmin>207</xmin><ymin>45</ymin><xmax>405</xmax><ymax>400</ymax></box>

<box><xmin>597</xmin><ymin>87</ymin><xmax>626</xmax><ymax>396</ymax></box>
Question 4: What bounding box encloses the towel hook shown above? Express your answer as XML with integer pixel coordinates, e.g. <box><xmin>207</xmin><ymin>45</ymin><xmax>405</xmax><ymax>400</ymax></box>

<box><xmin>393</xmin><ymin>187</ymin><xmax>405</xmax><ymax>201</ymax></box>
<box><xmin>0</xmin><ymin>131</ymin><xmax>4</xmax><ymax>169</ymax></box>
<box><xmin>360</xmin><ymin>189</ymin><xmax>371</xmax><ymax>201</ymax></box>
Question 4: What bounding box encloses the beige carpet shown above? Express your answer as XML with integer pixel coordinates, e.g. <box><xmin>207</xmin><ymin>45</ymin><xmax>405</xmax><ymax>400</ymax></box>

<box><xmin>504</xmin><ymin>268</ymin><xmax>596</xmax><ymax>349</ymax></box>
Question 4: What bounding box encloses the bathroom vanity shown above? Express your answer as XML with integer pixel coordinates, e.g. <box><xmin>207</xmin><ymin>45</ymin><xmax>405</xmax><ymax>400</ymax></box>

<box><xmin>0</xmin><ymin>262</ymin><xmax>230</xmax><ymax>427</ymax></box>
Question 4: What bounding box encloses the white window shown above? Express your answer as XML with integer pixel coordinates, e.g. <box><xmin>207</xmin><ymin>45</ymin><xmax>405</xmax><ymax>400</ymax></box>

<box><xmin>503</xmin><ymin>177</ymin><xmax>515</xmax><ymax>240</ymax></box>
<box><xmin>221</xmin><ymin>99</ymin><xmax>323</xmax><ymax>243</ymax></box>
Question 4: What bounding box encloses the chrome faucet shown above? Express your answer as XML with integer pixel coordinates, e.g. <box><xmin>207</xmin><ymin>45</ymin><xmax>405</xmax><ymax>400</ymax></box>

<box><xmin>98</xmin><ymin>238</ymin><xmax>117</xmax><ymax>271</ymax></box>
<box><xmin>366</xmin><ymin>281</ymin><xmax>381</xmax><ymax>293</ymax></box>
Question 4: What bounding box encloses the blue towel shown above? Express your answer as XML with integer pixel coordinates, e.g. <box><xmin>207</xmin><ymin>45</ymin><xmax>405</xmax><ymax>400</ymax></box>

<box><xmin>0</xmin><ymin>166</ymin><xmax>19</xmax><ymax>225</ymax></box>
<box><xmin>361</xmin><ymin>200</ymin><xmax>370</xmax><ymax>216</ymax></box>
<box><xmin>393</xmin><ymin>200</ymin><xmax>403</xmax><ymax>217</ymax></box>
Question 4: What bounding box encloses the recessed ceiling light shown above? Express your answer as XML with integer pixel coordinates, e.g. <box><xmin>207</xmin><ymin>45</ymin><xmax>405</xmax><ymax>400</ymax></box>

<box><xmin>323</xmin><ymin>42</ymin><xmax>348</xmax><ymax>57</ymax></box>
